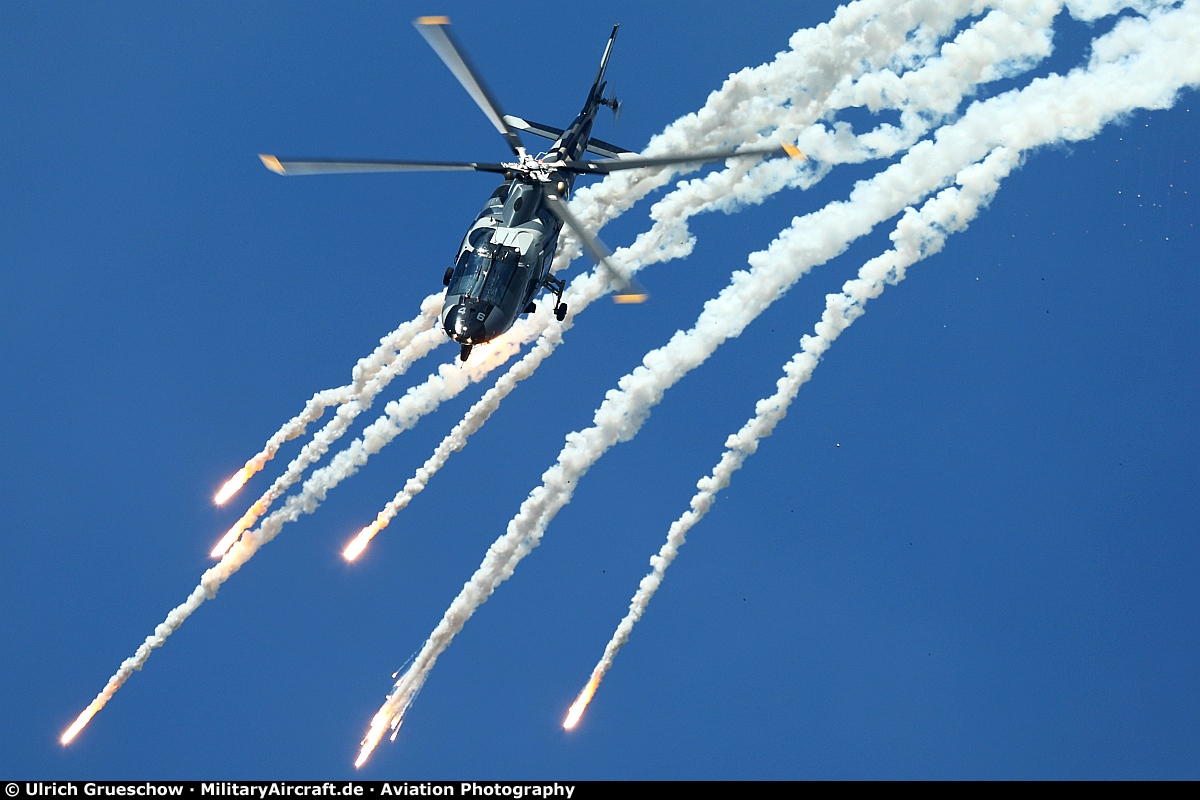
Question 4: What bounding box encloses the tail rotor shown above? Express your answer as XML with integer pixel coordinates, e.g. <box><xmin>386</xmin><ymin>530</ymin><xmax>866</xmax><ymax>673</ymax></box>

<box><xmin>599</xmin><ymin>89</ymin><xmax>621</xmax><ymax>125</ymax></box>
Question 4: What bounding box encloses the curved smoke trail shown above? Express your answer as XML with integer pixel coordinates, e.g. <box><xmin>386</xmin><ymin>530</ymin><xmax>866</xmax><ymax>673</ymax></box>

<box><xmin>208</xmin><ymin>319</ymin><xmax>449</xmax><ymax>558</ymax></box>
<box><xmin>564</xmin><ymin>145</ymin><xmax>1021</xmax><ymax>727</ymax></box>
<box><xmin>214</xmin><ymin>292</ymin><xmax>444</xmax><ymax>504</ymax></box>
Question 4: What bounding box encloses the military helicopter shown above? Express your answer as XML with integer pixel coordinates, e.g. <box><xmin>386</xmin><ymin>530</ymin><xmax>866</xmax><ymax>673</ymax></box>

<box><xmin>260</xmin><ymin>17</ymin><xmax>805</xmax><ymax>362</ymax></box>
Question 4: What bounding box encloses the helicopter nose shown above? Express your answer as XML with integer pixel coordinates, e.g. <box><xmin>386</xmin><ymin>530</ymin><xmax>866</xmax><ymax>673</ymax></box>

<box><xmin>446</xmin><ymin>304</ymin><xmax>486</xmax><ymax>344</ymax></box>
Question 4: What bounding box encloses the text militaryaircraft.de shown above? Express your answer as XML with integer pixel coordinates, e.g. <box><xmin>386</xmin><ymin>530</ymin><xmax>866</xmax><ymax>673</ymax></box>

<box><xmin>260</xmin><ymin>16</ymin><xmax>806</xmax><ymax>362</ymax></box>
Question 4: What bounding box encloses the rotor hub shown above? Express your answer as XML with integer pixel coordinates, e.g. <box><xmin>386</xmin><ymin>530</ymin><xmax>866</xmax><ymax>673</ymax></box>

<box><xmin>501</xmin><ymin>153</ymin><xmax>561</xmax><ymax>184</ymax></box>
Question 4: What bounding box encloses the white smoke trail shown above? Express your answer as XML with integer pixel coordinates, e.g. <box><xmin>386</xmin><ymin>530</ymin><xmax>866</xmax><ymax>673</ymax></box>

<box><xmin>59</xmin><ymin>300</ymin><xmax>450</xmax><ymax>743</ymax></box>
<box><xmin>212</xmin><ymin>293</ymin><xmax>444</xmax><ymax>507</ymax></box>
<box><xmin>209</xmin><ymin>315</ymin><xmax>449</xmax><ymax>558</ymax></box>
<box><xmin>247</xmin><ymin>293</ymin><xmax>444</xmax><ymax>468</ymax></box>
<box><xmin>566</xmin><ymin>146</ymin><xmax>1022</xmax><ymax>725</ymax></box>
<box><xmin>342</xmin><ymin>325</ymin><xmax>568</xmax><ymax>560</ymax></box>
<box><xmin>541</xmin><ymin>0</ymin><xmax>991</xmax><ymax>273</ymax></box>
<box><xmin>357</xmin><ymin>0</ymin><xmax>1200</xmax><ymax>764</ymax></box>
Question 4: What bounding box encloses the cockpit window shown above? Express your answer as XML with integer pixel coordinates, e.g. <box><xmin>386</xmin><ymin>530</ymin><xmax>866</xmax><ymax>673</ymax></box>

<box><xmin>448</xmin><ymin>227</ymin><xmax>497</xmax><ymax>296</ymax></box>
<box><xmin>468</xmin><ymin>227</ymin><xmax>493</xmax><ymax>248</ymax></box>
<box><xmin>449</xmin><ymin>242</ymin><xmax>521</xmax><ymax>302</ymax></box>
<box><xmin>480</xmin><ymin>245</ymin><xmax>521</xmax><ymax>306</ymax></box>
<box><xmin>448</xmin><ymin>250</ymin><xmax>485</xmax><ymax>297</ymax></box>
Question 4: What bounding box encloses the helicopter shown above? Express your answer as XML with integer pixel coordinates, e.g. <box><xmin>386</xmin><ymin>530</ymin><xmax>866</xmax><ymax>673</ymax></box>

<box><xmin>259</xmin><ymin>17</ymin><xmax>805</xmax><ymax>362</ymax></box>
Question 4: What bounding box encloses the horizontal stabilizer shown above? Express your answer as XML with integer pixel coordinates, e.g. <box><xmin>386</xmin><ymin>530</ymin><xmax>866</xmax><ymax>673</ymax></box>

<box><xmin>503</xmin><ymin>115</ymin><xmax>563</xmax><ymax>142</ymax></box>
<box><xmin>503</xmin><ymin>115</ymin><xmax>635</xmax><ymax>159</ymax></box>
<box><xmin>584</xmin><ymin>135</ymin><xmax>634</xmax><ymax>159</ymax></box>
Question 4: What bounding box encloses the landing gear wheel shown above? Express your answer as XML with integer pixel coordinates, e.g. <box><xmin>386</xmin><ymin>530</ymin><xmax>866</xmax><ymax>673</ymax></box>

<box><xmin>459</xmin><ymin>343</ymin><xmax>473</xmax><ymax>362</ymax></box>
<box><xmin>554</xmin><ymin>303</ymin><xmax>567</xmax><ymax>322</ymax></box>
<box><xmin>443</xmin><ymin>267</ymin><xmax>453</xmax><ymax>286</ymax></box>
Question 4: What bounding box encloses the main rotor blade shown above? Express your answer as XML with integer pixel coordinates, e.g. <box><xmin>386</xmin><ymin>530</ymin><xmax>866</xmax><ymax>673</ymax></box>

<box><xmin>259</xmin><ymin>155</ymin><xmax>507</xmax><ymax>176</ymax></box>
<box><xmin>561</xmin><ymin>142</ymin><xmax>806</xmax><ymax>174</ymax></box>
<box><xmin>542</xmin><ymin>192</ymin><xmax>647</xmax><ymax>304</ymax></box>
<box><xmin>413</xmin><ymin>16</ymin><xmax>525</xmax><ymax>156</ymax></box>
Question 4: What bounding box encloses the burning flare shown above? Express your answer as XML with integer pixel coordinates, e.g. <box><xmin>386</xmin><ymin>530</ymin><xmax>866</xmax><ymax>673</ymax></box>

<box><xmin>61</xmin><ymin>701</ymin><xmax>103</xmax><ymax>745</ymax></box>
<box><xmin>214</xmin><ymin>466</ymin><xmax>254</xmax><ymax>505</ymax></box>
<box><xmin>211</xmin><ymin>499</ymin><xmax>268</xmax><ymax>558</ymax></box>
<box><xmin>344</xmin><ymin>517</ymin><xmax>388</xmax><ymax>562</ymax></box>
<box><xmin>211</xmin><ymin>519</ymin><xmax>249</xmax><ymax>559</ymax></box>
<box><xmin>355</xmin><ymin>707</ymin><xmax>396</xmax><ymax>768</ymax></box>
<box><xmin>563</xmin><ymin>674</ymin><xmax>601</xmax><ymax>730</ymax></box>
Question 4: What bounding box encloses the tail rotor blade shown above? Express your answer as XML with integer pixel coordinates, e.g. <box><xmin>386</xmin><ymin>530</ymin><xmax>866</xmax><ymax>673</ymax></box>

<box><xmin>542</xmin><ymin>191</ymin><xmax>647</xmax><ymax>304</ymax></box>
<box><xmin>413</xmin><ymin>17</ymin><xmax>525</xmax><ymax>156</ymax></box>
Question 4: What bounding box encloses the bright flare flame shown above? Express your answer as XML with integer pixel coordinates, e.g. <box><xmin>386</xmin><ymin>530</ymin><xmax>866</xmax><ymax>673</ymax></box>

<box><xmin>563</xmin><ymin>675</ymin><xmax>601</xmax><ymax>730</ymax></box>
<box><xmin>61</xmin><ymin>701</ymin><xmax>102</xmax><ymax>745</ymax></box>
<box><xmin>344</xmin><ymin>518</ymin><xmax>388</xmax><ymax>562</ymax></box>
<box><xmin>214</xmin><ymin>466</ymin><xmax>253</xmax><ymax>505</ymax></box>
<box><xmin>211</xmin><ymin>497</ymin><xmax>272</xmax><ymax>558</ymax></box>
<box><xmin>355</xmin><ymin>708</ymin><xmax>394</xmax><ymax>768</ymax></box>
<box><xmin>211</xmin><ymin>516</ymin><xmax>250</xmax><ymax>558</ymax></box>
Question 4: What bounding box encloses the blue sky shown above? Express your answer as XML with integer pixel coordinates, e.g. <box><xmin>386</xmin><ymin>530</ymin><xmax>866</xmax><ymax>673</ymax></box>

<box><xmin>2</xmin><ymin>0</ymin><xmax>1197</xmax><ymax>779</ymax></box>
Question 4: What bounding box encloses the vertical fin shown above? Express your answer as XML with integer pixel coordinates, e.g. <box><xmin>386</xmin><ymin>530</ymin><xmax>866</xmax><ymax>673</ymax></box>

<box><xmin>590</xmin><ymin>25</ymin><xmax>620</xmax><ymax>101</ymax></box>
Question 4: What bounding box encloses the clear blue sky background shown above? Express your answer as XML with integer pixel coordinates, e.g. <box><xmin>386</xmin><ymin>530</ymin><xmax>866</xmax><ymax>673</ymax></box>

<box><xmin>2</xmin><ymin>0</ymin><xmax>1197</xmax><ymax>780</ymax></box>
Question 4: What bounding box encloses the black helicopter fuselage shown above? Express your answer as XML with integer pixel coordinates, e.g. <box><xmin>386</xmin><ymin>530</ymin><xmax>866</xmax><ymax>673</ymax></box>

<box><xmin>440</xmin><ymin>66</ymin><xmax>609</xmax><ymax>355</ymax></box>
<box><xmin>440</xmin><ymin>177</ymin><xmax>567</xmax><ymax>351</ymax></box>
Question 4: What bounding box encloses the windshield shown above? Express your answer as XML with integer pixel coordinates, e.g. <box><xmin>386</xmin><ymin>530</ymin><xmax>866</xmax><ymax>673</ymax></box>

<box><xmin>448</xmin><ymin>242</ymin><xmax>521</xmax><ymax>303</ymax></box>
<box><xmin>447</xmin><ymin>228</ymin><xmax>497</xmax><ymax>298</ymax></box>
<box><xmin>480</xmin><ymin>246</ymin><xmax>521</xmax><ymax>306</ymax></box>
